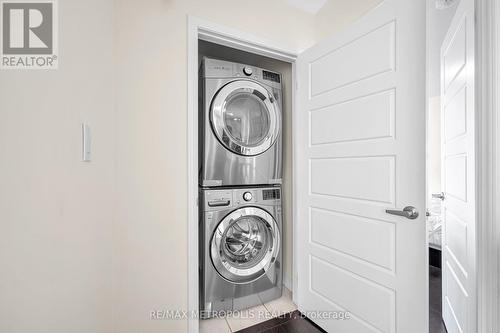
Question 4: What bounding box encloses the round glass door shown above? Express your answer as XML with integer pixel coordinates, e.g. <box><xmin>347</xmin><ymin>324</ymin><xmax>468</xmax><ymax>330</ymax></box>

<box><xmin>211</xmin><ymin>80</ymin><xmax>280</xmax><ymax>156</ymax></box>
<box><xmin>211</xmin><ymin>207</ymin><xmax>280</xmax><ymax>283</ymax></box>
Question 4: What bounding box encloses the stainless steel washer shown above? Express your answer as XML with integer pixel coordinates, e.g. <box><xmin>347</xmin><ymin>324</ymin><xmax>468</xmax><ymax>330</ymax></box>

<box><xmin>199</xmin><ymin>57</ymin><xmax>283</xmax><ymax>187</ymax></box>
<box><xmin>200</xmin><ymin>186</ymin><xmax>282</xmax><ymax>317</ymax></box>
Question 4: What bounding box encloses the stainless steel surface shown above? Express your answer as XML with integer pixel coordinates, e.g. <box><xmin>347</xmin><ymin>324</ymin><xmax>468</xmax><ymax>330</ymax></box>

<box><xmin>200</xmin><ymin>186</ymin><xmax>282</xmax><ymax>317</ymax></box>
<box><xmin>385</xmin><ymin>206</ymin><xmax>419</xmax><ymax>219</ymax></box>
<box><xmin>199</xmin><ymin>57</ymin><xmax>283</xmax><ymax>187</ymax></box>
<box><xmin>432</xmin><ymin>192</ymin><xmax>445</xmax><ymax>200</ymax></box>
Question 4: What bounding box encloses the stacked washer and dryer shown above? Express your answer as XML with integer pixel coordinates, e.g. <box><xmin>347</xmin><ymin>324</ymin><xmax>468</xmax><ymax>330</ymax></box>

<box><xmin>199</xmin><ymin>57</ymin><xmax>283</xmax><ymax>317</ymax></box>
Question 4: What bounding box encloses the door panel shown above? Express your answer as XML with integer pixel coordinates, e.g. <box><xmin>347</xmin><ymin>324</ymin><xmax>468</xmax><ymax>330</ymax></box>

<box><xmin>310</xmin><ymin>89</ymin><xmax>395</xmax><ymax>145</ymax></box>
<box><xmin>310</xmin><ymin>21</ymin><xmax>395</xmax><ymax>97</ymax></box>
<box><xmin>310</xmin><ymin>207</ymin><xmax>395</xmax><ymax>271</ymax></box>
<box><xmin>311</xmin><ymin>256</ymin><xmax>395</xmax><ymax>333</ymax></box>
<box><xmin>444</xmin><ymin>86</ymin><xmax>467</xmax><ymax>141</ymax></box>
<box><xmin>440</xmin><ymin>0</ymin><xmax>476</xmax><ymax>332</ymax></box>
<box><xmin>311</xmin><ymin>156</ymin><xmax>395</xmax><ymax>203</ymax></box>
<box><xmin>296</xmin><ymin>1</ymin><xmax>426</xmax><ymax>332</ymax></box>
<box><xmin>443</xmin><ymin>20</ymin><xmax>467</xmax><ymax>91</ymax></box>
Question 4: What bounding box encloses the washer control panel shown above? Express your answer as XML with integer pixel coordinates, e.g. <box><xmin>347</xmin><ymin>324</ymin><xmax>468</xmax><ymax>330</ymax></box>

<box><xmin>202</xmin><ymin>187</ymin><xmax>281</xmax><ymax>211</ymax></box>
<box><xmin>204</xmin><ymin>190</ymin><xmax>232</xmax><ymax>209</ymax></box>
<box><xmin>233</xmin><ymin>187</ymin><xmax>281</xmax><ymax>206</ymax></box>
<box><xmin>262</xmin><ymin>188</ymin><xmax>281</xmax><ymax>200</ymax></box>
<box><xmin>233</xmin><ymin>188</ymin><xmax>257</xmax><ymax>205</ymax></box>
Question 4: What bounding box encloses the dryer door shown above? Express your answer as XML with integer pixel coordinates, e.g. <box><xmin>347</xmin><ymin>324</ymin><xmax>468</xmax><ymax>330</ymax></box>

<box><xmin>211</xmin><ymin>207</ymin><xmax>280</xmax><ymax>283</ymax></box>
<box><xmin>210</xmin><ymin>80</ymin><xmax>280</xmax><ymax>156</ymax></box>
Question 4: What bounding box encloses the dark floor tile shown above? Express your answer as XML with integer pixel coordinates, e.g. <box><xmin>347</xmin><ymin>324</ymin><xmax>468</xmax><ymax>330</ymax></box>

<box><xmin>429</xmin><ymin>266</ymin><xmax>442</xmax><ymax>313</ymax></box>
<box><xmin>430</xmin><ymin>309</ymin><xmax>447</xmax><ymax>333</ymax></box>
<box><xmin>233</xmin><ymin>311</ymin><xmax>295</xmax><ymax>333</ymax></box>
<box><xmin>260</xmin><ymin>316</ymin><xmax>325</xmax><ymax>333</ymax></box>
<box><xmin>429</xmin><ymin>266</ymin><xmax>442</xmax><ymax>285</ymax></box>
<box><xmin>430</xmin><ymin>266</ymin><xmax>447</xmax><ymax>333</ymax></box>
<box><xmin>235</xmin><ymin>311</ymin><xmax>325</xmax><ymax>333</ymax></box>
<box><xmin>429</xmin><ymin>247</ymin><xmax>442</xmax><ymax>268</ymax></box>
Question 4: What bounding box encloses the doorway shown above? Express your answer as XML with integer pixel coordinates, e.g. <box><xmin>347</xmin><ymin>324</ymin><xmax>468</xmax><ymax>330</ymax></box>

<box><xmin>426</xmin><ymin>0</ymin><xmax>477</xmax><ymax>333</ymax></box>
<box><xmin>426</xmin><ymin>1</ymin><xmax>459</xmax><ymax>332</ymax></box>
<box><xmin>187</xmin><ymin>17</ymin><xmax>300</xmax><ymax>333</ymax></box>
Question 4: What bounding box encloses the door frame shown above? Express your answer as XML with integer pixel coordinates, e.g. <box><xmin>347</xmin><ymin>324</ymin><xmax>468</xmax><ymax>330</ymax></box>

<box><xmin>186</xmin><ymin>16</ymin><xmax>298</xmax><ymax>333</ymax></box>
<box><xmin>475</xmin><ymin>1</ymin><xmax>500</xmax><ymax>332</ymax></box>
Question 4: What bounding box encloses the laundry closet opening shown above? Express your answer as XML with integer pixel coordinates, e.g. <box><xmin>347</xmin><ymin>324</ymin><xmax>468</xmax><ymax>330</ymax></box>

<box><xmin>196</xmin><ymin>39</ymin><xmax>297</xmax><ymax>332</ymax></box>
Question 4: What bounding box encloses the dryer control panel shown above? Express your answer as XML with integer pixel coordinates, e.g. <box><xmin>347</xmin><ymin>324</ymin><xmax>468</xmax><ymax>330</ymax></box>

<box><xmin>203</xmin><ymin>57</ymin><xmax>282</xmax><ymax>90</ymax></box>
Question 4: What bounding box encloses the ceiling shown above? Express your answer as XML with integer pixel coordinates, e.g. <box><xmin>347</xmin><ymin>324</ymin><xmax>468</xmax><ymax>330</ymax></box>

<box><xmin>286</xmin><ymin>0</ymin><xmax>328</xmax><ymax>14</ymax></box>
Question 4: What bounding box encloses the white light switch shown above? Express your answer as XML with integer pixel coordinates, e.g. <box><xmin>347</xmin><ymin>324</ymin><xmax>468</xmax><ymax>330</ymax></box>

<box><xmin>82</xmin><ymin>123</ymin><xmax>91</xmax><ymax>162</ymax></box>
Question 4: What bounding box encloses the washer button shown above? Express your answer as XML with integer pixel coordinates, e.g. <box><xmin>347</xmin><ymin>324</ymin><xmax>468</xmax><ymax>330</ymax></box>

<box><xmin>243</xmin><ymin>192</ymin><xmax>253</xmax><ymax>201</ymax></box>
<box><xmin>243</xmin><ymin>67</ymin><xmax>253</xmax><ymax>76</ymax></box>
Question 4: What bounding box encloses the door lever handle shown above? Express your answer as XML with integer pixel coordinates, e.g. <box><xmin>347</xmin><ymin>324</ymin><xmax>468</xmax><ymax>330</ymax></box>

<box><xmin>385</xmin><ymin>206</ymin><xmax>419</xmax><ymax>219</ymax></box>
<box><xmin>432</xmin><ymin>192</ymin><xmax>445</xmax><ymax>200</ymax></box>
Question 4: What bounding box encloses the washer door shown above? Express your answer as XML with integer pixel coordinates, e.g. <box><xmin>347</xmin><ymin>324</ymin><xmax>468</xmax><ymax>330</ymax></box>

<box><xmin>211</xmin><ymin>80</ymin><xmax>280</xmax><ymax>156</ymax></box>
<box><xmin>211</xmin><ymin>207</ymin><xmax>280</xmax><ymax>283</ymax></box>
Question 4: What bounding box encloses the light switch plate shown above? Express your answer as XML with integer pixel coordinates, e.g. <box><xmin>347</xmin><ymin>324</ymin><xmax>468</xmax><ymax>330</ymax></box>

<box><xmin>82</xmin><ymin>123</ymin><xmax>91</xmax><ymax>162</ymax></box>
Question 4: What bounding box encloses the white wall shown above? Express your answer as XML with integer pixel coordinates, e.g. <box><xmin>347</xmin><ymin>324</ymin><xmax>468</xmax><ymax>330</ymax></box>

<box><xmin>1</xmin><ymin>1</ymin><xmax>383</xmax><ymax>332</ymax></box>
<box><xmin>0</xmin><ymin>1</ymin><xmax>115</xmax><ymax>332</ymax></box>
<box><xmin>427</xmin><ymin>0</ymin><xmax>460</xmax><ymax>98</ymax></box>
<box><xmin>426</xmin><ymin>0</ymin><xmax>460</xmax><ymax>204</ymax></box>
<box><xmin>315</xmin><ymin>0</ymin><xmax>382</xmax><ymax>40</ymax></box>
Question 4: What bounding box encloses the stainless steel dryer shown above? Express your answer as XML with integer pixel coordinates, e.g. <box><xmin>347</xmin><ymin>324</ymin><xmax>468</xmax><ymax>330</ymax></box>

<box><xmin>199</xmin><ymin>57</ymin><xmax>283</xmax><ymax>187</ymax></box>
<box><xmin>200</xmin><ymin>186</ymin><xmax>282</xmax><ymax>317</ymax></box>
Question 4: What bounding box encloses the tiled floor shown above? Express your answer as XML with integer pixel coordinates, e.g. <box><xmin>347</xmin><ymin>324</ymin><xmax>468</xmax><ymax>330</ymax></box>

<box><xmin>201</xmin><ymin>268</ymin><xmax>447</xmax><ymax>333</ymax></box>
<box><xmin>200</xmin><ymin>287</ymin><xmax>297</xmax><ymax>333</ymax></box>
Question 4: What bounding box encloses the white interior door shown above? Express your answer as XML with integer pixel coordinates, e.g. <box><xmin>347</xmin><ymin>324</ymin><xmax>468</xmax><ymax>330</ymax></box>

<box><xmin>295</xmin><ymin>1</ymin><xmax>427</xmax><ymax>332</ymax></box>
<box><xmin>440</xmin><ymin>0</ymin><xmax>476</xmax><ymax>332</ymax></box>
